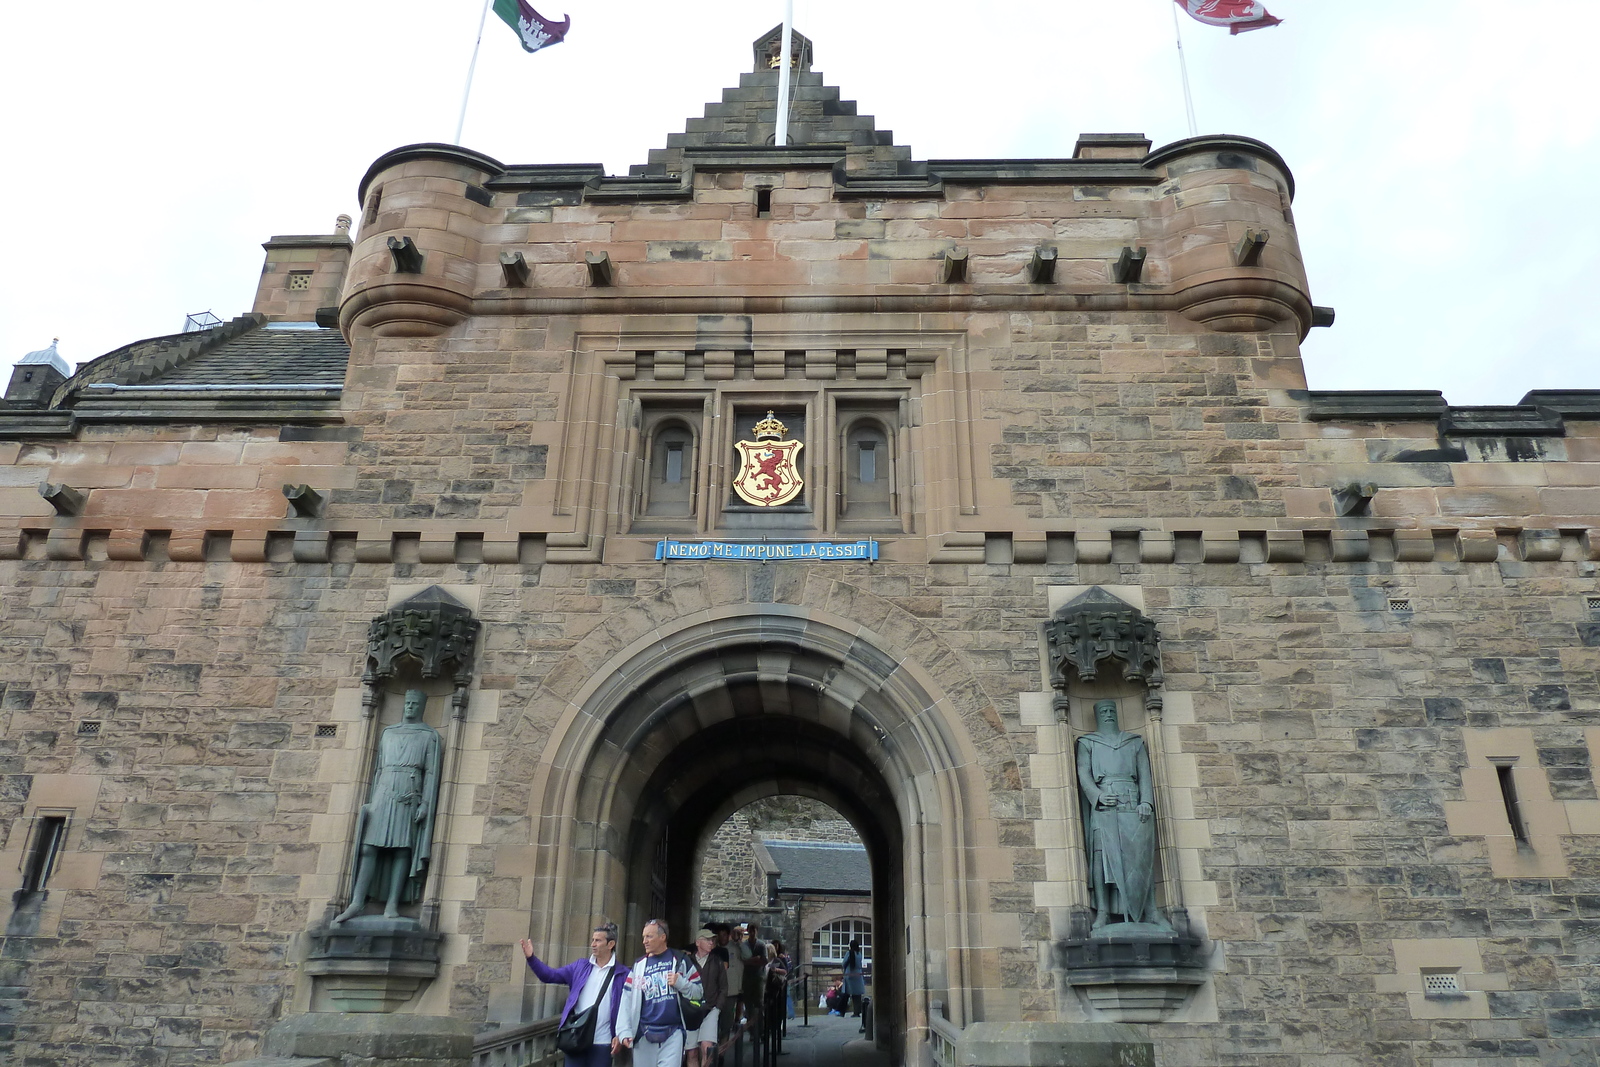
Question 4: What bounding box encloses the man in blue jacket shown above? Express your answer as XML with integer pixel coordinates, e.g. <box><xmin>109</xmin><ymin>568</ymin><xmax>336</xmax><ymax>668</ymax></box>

<box><xmin>521</xmin><ymin>922</ymin><xmax>624</xmax><ymax>1067</ymax></box>
<box><xmin>615</xmin><ymin>918</ymin><xmax>704</xmax><ymax>1067</ymax></box>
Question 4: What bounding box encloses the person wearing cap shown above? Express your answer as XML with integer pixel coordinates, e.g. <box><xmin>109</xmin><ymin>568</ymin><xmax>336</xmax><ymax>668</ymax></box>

<box><xmin>686</xmin><ymin>928</ymin><xmax>726</xmax><ymax>1067</ymax></box>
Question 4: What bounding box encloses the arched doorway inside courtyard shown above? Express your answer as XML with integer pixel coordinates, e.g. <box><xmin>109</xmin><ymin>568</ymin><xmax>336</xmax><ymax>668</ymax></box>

<box><xmin>525</xmin><ymin>607</ymin><xmax>995</xmax><ymax>1067</ymax></box>
<box><xmin>696</xmin><ymin>795</ymin><xmax>875</xmax><ymax>1001</ymax></box>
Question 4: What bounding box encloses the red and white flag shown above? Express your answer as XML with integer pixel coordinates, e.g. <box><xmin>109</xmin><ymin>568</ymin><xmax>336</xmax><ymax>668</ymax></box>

<box><xmin>1175</xmin><ymin>0</ymin><xmax>1283</xmax><ymax>34</ymax></box>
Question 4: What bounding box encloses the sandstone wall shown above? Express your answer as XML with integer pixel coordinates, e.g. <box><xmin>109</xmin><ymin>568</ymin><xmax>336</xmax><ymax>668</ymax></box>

<box><xmin>2</xmin><ymin>134</ymin><xmax>1598</xmax><ymax>1067</ymax></box>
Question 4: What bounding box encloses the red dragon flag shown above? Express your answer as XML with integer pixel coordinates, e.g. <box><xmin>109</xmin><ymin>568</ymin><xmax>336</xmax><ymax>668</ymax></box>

<box><xmin>1175</xmin><ymin>0</ymin><xmax>1283</xmax><ymax>34</ymax></box>
<box><xmin>493</xmin><ymin>0</ymin><xmax>570</xmax><ymax>53</ymax></box>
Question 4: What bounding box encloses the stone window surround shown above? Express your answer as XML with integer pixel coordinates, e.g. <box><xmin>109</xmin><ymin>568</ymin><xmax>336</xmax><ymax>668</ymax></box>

<box><xmin>546</xmin><ymin>323</ymin><xmax>971</xmax><ymax>557</ymax></box>
<box><xmin>1442</xmin><ymin>726</ymin><xmax>1600</xmax><ymax>879</ymax></box>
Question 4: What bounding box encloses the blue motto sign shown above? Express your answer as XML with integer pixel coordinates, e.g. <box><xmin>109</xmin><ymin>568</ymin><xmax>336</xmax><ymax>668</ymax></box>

<box><xmin>655</xmin><ymin>539</ymin><xmax>880</xmax><ymax>562</ymax></box>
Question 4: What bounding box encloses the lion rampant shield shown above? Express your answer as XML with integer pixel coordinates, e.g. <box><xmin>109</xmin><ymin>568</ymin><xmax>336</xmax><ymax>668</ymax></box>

<box><xmin>733</xmin><ymin>411</ymin><xmax>804</xmax><ymax>506</ymax></box>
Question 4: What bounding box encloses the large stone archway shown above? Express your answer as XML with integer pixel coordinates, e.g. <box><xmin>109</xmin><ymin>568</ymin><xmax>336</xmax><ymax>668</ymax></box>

<box><xmin>520</xmin><ymin>604</ymin><xmax>1000</xmax><ymax>1064</ymax></box>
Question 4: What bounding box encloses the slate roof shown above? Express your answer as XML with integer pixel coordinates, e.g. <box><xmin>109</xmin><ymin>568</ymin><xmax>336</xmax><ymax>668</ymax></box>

<box><xmin>148</xmin><ymin>325</ymin><xmax>349</xmax><ymax>387</ymax></box>
<box><xmin>0</xmin><ymin>316</ymin><xmax>350</xmax><ymax>435</ymax></box>
<box><xmin>764</xmin><ymin>840</ymin><xmax>871</xmax><ymax>895</ymax></box>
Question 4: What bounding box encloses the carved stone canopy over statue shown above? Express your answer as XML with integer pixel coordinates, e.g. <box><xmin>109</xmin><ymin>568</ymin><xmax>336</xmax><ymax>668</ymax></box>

<box><xmin>1077</xmin><ymin>699</ymin><xmax>1171</xmax><ymax>935</ymax></box>
<box><xmin>1046</xmin><ymin>588</ymin><xmax>1163</xmax><ymax>720</ymax></box>
<box><xmin>362</xmin><ymin>586</ymin><xmax>480</xmax><ymax>718</ymax></box>
<box><xmin>334</xmin><ymin>689</ymin><xmax>443</xmax><ymax>925</ymax></box>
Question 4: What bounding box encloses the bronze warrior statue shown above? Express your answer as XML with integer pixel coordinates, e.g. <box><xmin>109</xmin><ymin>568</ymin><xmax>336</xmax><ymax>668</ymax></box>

<box><xmin>1077</xmin><ymin>699</ymin><xmax>1170</xmax><ymax>933</ymax></box>
<box><xmin>334</xmin><ymin>689</ymin><xmax>442</xmax><ymax>924</ymax></box>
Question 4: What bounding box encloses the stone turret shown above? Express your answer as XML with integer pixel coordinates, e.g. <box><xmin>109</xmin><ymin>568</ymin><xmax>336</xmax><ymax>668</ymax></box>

<box><xmin>5</xmin><ymin>339</ymin><xmax>69</xmax><ymax>408</ymax></box>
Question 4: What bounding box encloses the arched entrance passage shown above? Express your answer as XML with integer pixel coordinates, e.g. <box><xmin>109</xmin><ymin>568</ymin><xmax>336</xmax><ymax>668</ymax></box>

<box><xmin>526</xmin><ymin>606</ymin><xmax>994</xmax><ymax>1065</ymax></box>
<box><xmin>632</xmin><ymin>716</ymin><xmax>902</xmax><ymax>1050</ymax></box>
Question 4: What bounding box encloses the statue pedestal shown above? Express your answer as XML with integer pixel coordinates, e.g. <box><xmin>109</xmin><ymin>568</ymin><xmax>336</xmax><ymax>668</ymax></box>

<box><xmin>1056</xmin><ymin>931</ymin><xmax>1208</xmax><ymax>1023</ymax></box>
<box><xmin>304</xmin><ymin>916</ymin><xmax>443</xmax><ymax>1012</ymax></box>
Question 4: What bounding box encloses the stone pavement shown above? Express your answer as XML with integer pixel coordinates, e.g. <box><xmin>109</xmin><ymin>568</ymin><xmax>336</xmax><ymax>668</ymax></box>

<box><xmin>724</xmin><ymin>1011</ymin><xmax>890</xmax><ymax>1067</ymax></box>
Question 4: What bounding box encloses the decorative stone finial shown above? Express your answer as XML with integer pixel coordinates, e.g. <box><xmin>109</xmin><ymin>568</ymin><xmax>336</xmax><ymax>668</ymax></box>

<box><xmin>751</xmin><ymin>25</ymin><xmax>813</xmax><ymax>74</ymax></box>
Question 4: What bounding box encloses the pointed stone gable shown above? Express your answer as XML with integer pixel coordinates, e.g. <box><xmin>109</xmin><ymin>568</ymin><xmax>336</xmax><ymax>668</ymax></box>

<box><xmin>632</xmin><ymin>26</ymin><xmax>913</xmax><ymax>177</ymax></box>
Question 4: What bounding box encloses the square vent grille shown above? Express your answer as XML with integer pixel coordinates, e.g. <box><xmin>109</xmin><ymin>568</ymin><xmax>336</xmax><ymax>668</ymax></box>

<box><xmin>1388</xmin><ymin>598</ymin><xmax>1413</xmax><ymax>614</ymax></box>
<box><xmin>77</xmin><ymin>720</ymin><xmax>102</xmax><ymax>737</ymax></box>
<box><xmin>1422</xmin><ymin>970</ymin><xmax>1462</xmax><ymax>995</ymax></box>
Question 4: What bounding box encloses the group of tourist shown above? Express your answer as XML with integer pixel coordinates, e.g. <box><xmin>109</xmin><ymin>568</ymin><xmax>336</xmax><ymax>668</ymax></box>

<box><xmin>521</xmin><ymin>917</ymin><xmax>800</xmax><ymax>1067</ymax></box>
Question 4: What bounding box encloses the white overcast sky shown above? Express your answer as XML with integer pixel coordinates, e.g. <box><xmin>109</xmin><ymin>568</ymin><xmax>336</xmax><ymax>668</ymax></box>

<box><xmin>2</xmin><ymin>2</ymin><xmax>1596</xmax><ymax>405</ymax></box>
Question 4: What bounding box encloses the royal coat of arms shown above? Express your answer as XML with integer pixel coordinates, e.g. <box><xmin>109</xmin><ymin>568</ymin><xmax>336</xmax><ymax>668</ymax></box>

<box><xmin>733</xmin><ymin>412</ymin><xmax>804</xmax><ymax>507</ymax></box>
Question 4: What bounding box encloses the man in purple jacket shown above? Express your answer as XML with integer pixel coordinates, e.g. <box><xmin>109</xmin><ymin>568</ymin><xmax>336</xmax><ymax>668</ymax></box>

<box><xmin>521</xmin><ymin>922</ymin><xmax>624</xmax><ymax>1067</ymax></box>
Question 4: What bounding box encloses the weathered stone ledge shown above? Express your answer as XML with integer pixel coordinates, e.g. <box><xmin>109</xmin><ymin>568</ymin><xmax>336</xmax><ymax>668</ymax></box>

<box><xmin>2</xmin><ymin>525</ymin><xmax>1596</xmax><ymax>566</ymax></box>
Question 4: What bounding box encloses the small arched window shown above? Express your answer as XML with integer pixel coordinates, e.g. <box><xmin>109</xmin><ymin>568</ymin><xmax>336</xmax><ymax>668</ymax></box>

<box><xmin>644</xmin><ymin>421</ymin><xmax>695</xmax><ymax>517</ymax></box>
<box><xmin>811</xmin><ymin>917</ymin><xmax>872</xmax><ymax>965</ymax></box>
<box><xmin>841</xmin><ymin>418</ymin><xmax>894</xmax><ymax>519</ymax></box>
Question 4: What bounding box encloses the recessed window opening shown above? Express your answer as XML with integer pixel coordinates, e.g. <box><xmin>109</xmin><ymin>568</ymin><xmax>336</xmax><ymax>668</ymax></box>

<box><xmin>756</xmin><ymin>187</ymin><xmax>773</xmax><ymax>217</ymax></box>
<box><xmin>812</xmin><ymin>917</ymin><xmax>873</xmax><ymax>966</ymax></box>
<box><xmin>21</xmin><ymin>813</ymin><xmax>69</xmax><ymax>893</ymax></box>
<box><xmin>363</xmin><ymin>185</ymin><xmax>383</xmax><ymax>228</ymax></box>
<box><xmin>643</xmin><ymin>418</ymin><xmax>697</xmax><ymax>519</ymax></box>
<box><xmin>841</xmin><ymin>417</ymin><xmax>894</xmax><ymax>520</ymax></box>
<box><xmin>1492</xmin><ymin>758</ymin><xmax>1528</xmax><ymax>844</ymax></box>
<box><xmin>23</xmin><ymin>370</ymin><xmax>33</xmax><ymax>382</ymax></box>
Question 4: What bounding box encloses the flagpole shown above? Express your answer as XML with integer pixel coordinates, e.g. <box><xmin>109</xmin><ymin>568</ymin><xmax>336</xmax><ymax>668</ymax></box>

<box><xmin>774</xmin><ymin>0</ymin><xmax>794</xmax><ymax>147</ymax></box>
<box><xmin>1170</xmin><ymin>1</ymin><xmax>1200</xmax><ymax>138</ymax></box>
<box><xmin>456</xmin><ymin>0</ymin><xmax>494</xmax><ymax>145</ymax></box>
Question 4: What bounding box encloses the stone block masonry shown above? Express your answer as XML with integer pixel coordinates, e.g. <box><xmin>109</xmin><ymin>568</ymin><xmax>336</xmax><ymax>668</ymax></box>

<box><xmin>4</xmin><ymin>27</ymin><xmax>1600</xmax><ymax>1067</ymax></box>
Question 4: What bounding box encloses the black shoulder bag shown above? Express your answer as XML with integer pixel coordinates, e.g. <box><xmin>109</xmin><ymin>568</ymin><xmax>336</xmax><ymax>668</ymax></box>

<box><xmin>674</xmin><ymin>951</ymin><xmax>712</xmax><ymax>1031</ymax></box>
<box><xmin>555</xmin><ymin>964</ymin><xmax>617</xmax><ymax>1055</ymax></box>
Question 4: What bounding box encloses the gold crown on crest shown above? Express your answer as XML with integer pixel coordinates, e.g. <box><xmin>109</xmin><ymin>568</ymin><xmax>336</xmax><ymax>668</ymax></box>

<box><xmin>752</xmin><ymin>411</ymin><xmax>789</xmax><ymax>440</ymax></box>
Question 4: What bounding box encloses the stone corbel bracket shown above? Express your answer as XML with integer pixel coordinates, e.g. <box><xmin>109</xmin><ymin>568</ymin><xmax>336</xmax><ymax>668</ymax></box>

<box><xmin>360</xmin><ymin>585</ymin><xmax>482</xmax><ymax>719</ymax></box>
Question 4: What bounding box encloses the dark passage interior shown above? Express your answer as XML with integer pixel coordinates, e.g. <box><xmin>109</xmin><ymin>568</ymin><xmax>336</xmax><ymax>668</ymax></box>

<box><xmin>620</xmin><ymin>707</ymin><xmax>905</xmax><ymax>1061</ymax></box>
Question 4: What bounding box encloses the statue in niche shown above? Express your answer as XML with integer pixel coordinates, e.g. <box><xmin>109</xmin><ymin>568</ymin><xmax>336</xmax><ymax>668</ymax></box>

<box><xmin>1077</xmin><ymin>699</ymin><xmax>1171</xmax><ymax>934</ymax></box>
<box><xmin>334</xmin><ymin>689</ymin><xmax>442</xmax><ymax>924</ymax></box>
